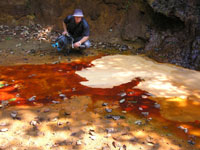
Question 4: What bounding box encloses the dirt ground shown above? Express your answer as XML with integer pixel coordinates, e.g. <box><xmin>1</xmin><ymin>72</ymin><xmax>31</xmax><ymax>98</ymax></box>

<box><xmin>0</xmin><ymin>37</ymin><xmax>199</xmax><ymax>150</ymax></box>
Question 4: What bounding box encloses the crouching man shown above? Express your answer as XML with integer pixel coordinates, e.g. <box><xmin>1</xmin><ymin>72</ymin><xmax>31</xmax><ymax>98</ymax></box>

<box><xmin>62</xmin><ymin>9</ymin><xmax>91</xmax><ymax>50</ymax></box>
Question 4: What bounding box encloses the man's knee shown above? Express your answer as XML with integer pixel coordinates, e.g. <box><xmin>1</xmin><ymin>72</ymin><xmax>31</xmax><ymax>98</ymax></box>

<box><xmin>83</xmin><ymin>40</ymin><xmax>91</xmax><ymax>48</ymax></box>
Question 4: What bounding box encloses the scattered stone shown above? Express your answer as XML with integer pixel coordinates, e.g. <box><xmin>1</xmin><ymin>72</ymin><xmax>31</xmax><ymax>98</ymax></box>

<box><xmin>90</xmin><ymin>135</ymin><xmax>96</xmax><ymax>140</ymax></box>
<box><xmin>106</xmin><ymin>128</ymin><xmax>115</xmax><ymax>133</ymax></box>
<box><xmin>57</xmin><ymin>122</ymin><xmax>63</xmax><ymax>126</ymax></box>
<box><xmin>119</xmin><ymin>99</ymin><xmax>125</xmax><ymax>104</ymax></box>
<box><xmin>76</xmin><ymin>140</ymin><xmax>82</xmax><ymax>145</ymax></box>
<box><xmin>0</xmin><ymin>128</ymin><xmax>8</xmax><ymax>132</ymax></box>
<box><xmin>52</xmin><ymin>100</ymin><xmax>60</xmax><ymax>104</ymax></box>
<box><xmin>52</xmin><ymin>61</ymin><xmax>60</xmax><ymax>64</ymax></box>
<box><xmin>105</xmin><ymin>108</ymin><xmax>112</xmax><ymax>113</ymax></box>
<box><xmin>178</xmin><ymin>126</ymin><xmax>188</xmax><ymax>133</ymax></box>
<box><xmin>59</xmin><ymin>94</ymin><xmax>66</xmax><ymax>98</ymax></box>
<box><xmin>122</xmin><ymin>111</ymin><xmax>127</xmax><ymax>114</ymax></box>
<box><xmin>188</xmin><ymin>140</ymin><xmax>195</xmax><ymax>145</ymax></box>
<box><xmin>154</xmin><ymin>103</ymin><xmax>160</xmax><ymax>109</ymax></box>
<box><xmin>135</xmin><ymin>120</ymin><xmax>142</xmax><ymax>125</ymax></box>
<box><xmin>0</xmin><ymin>122</ymin><xmax>7</xmax><ymax>126</ymax></box>
<box><xmin>102</xmin><ymin>103</ymin><xmax>108</xmax><ymax>106</ymax></box>
<box><xmin>43</xmin><ymin>108</ymin><xmax>50</xmax><ymax>113</ymax></box>
<box><xmin>119</xmin><ymin>92</ymin><xmax>126</xmax><ymax>97</ymax></box>
<box><xmin>16</xmin><ymin>43</ymin><xmax>22</xmax><ymax>47</ymax></box>
<box><xmin>142</xmin><ymin>95</ymin><xmax>148</xmax><ymax>99</ymax></box>
<box><xmin>28</xmin><ymin>96</ymin><xmax>36</xmax><ymax>101</ymax></box>
<box><xmin>10</xmin><ymin>111</ymin><xmax>18</xmax><ymax>118</ymax></box>
<box><xmin>30</xmin><ymin>120</ymin><xmax>38</xmax><ymax>126</ymax></box>
<box><xmin>141</xmin><ymin>112</ymin><xmax>149</xmax><ymax>116</ymax></box>
<box><xmin>139</xmin><ymin>107</ymin><xmax>143</xmax><ymax>111</ymax></box>
<box><xmin>112</xmin><ymin>116</ymin><xmax>121</xmax><ymax>120</ymax></box>
<box><xmin>52</xmin><ymin>117</ymin><xmax>58</xmax><ymax>122</ymax></box>
<box><xmin>1</xmin><ymin>100</ymin><xmax>9</xmax><ymax>106</ymax></box>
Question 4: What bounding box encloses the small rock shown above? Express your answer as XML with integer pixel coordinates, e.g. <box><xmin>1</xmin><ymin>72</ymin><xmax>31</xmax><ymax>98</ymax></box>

<box><xmin>106</xmin><ymin>128</ymin><xmax>115</xmax><ymax>133</ymax></box>
<box><xmin>142</xmin><ymin>95</ymin><xmax>148</xmax><ymax>99</ymax></box>
<box><xmin>102</xmin><ymin>103</ymin><xmax>108</xmax><ymax>106</ymax></box>
<box><xmin>188</xmin><ymin>140</ymin><xmax>195</xmax><ymax>145</ymax></box>
<box><xmin>30</xmin><ymin>120</ymin><xmax>38</xmax><ymax>126</ymax></box>
<box><xmin>135</xmin><ymin>120</ymin><xmax>142</xmax><ymax>125</ymax></box>
<box><xmin>16</xmin><ymin>43</ymin><xmax>22</xmax><ymax>47</ymax></box>
<box><xmin>43</xmin><ymin>108</ymin><xmax>50</xmax><ymax>113</ymax></box>
<box><xmin>120</xmin><ymin>92</ymin><xmax>126</xmax><ymax>97</ymax></box>
<box><xmin>59</xmin><ymin>94</ymin><xmax>66</xmax><ymax>98</ymax></box>
<box><xmin>52</xmin><ymin>101</ymin><xmax>60</xmax><ymax>104</ymax></box>
<box><xmin>105</xmin><ymin>108</ymin><xmax>112</xmax><ymax>113</ymax></box>
<box><xmin>10</xmin><ymin>111</ymin><xmax>18</xmax><ymax>118</ymax></box>
<box><xmin>122</xmin><ymin>111</ymin><xmax>127</xmax><ymax>114</ymax></box>
<box><xmin>119</xmin><ymin>99</ymin><xmax>125</xmax><ymax>104</ymax></box>
<box><xmin>139</xmin><ymin>107</ymin><xmax>143</xmax><ymax>111</ymax></box>
<box><xmin>154</xmin><ymin>103</ymin><xmax>160</xmax><ymax>109</ymax></box>
<box><xmin>0</xmin><ymin>128</ymin><xmax>8</xmax><ymax>132</ymax></box>
<box><xmin>57</xmin><ymin>122</ymin><xmax>63</xmax><ymax>126</ymax></box>
<box><xmin>52</xmin><ymin>61</ymin><xmax>60</xmax><ymax>64</ymax></box>
<box><xmin>112</xmin><ymin>116</ymin><xmax>120</xmax><ymax>120</ymax></box>
<box><xmin>90</xmin><ymin>135</ymin><xmax>96</xmax><ymax>140</ymax></box>
<box><xmin>0</xmin><ymin>122</ymin><xmax>7</xmax><ymax>126</ymax></box>
<box><xmin>178</xmin><ymin>126</ymin><xmax>188</xmax><ymax>133</ymax></box>
<box><xmin>76</xmin><ymin>140</ymin><xmax>82</xmax><ymax>145</ymax></box>
<box><xmin>28</xmin><ymin>96</ymin><xmax>36</xmax><ymax>101</ymax></box>
<box><xmin>141</xmin><ymin>112</ymin><xmax>149</xmax><ymax>116</ymax></box>
<box><xmin>1</xmin><ymin>100</ymin><xmax>9</xmax><ymax>106</ymax></box>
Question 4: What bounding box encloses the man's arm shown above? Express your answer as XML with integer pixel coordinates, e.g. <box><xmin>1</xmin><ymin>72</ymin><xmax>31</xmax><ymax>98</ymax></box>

<box><xmin>62</xmin><ymin>22</ymin><xmax>69</xmax><ymax>35</ymax></box>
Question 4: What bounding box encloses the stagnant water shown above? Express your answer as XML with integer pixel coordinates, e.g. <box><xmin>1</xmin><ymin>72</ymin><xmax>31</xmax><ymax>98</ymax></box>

<box><xmin>0</xmin><ymin>55</ymin><xmax>200</xmax><ymax>146</ymax></box>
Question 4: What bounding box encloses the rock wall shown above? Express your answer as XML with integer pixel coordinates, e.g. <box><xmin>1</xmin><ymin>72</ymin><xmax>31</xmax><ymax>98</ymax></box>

<box><xmin>0</xmin><ymin>0</ymin><xmax>199</xmax><ymax>70</ymax></box>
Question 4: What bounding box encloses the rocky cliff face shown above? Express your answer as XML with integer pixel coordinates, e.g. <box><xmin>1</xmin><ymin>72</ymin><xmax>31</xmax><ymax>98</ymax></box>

<box><xmin>0</xmin><ymin>0</ymin><xmax>199</xmax><ymax>70</ymax></box>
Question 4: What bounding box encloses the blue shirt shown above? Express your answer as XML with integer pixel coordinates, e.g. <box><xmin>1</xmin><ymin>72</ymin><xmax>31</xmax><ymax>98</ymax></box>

<box><xmin>64</xmin><ymin>15</ymin><xmax>90</xmax><ymax>38</ymax></box>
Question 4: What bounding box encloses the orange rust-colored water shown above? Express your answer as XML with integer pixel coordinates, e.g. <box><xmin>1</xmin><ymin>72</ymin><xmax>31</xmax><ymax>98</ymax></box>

<box><xmin>0</xmin><ymin>56</ymin><xmax>200</xmax><ymax>146</ymax></box>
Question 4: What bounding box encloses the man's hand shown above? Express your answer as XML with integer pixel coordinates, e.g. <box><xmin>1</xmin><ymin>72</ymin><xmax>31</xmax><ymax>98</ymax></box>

<box><xmin>73</xmin><ymin>41</ymin><xmax>81</xmax><ymax>48</ymax></box>
<box><xmin>62</xmin><ymin>31</ymin><xmax>68</xmax><ymax>36</ymax></box>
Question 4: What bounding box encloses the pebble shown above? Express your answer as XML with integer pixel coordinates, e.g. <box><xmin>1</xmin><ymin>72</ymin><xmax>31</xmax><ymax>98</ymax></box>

<box><xmin>59</xmin><ymin>94</ymin><xmax>66</xmax><ymax>97</ymax></box>
<box><xmin>139</xmin><ymin>107</ymin><xmax>143</xmax><ymax>111</ymax></box>
<box><xmin>119</xmin><ymin>99</ymin><xmax>125</xmax><ymax>104</ymax></box>
<box><xmin>120</xmin><ymin>92</ymin><xmax>126</xmax><ymax>97</ymax></box>
<box><xmin>89</xmin><ymin>135</ymin><xmax>96</xmax><ymax>140</ymax></box>
<box><xmin>106</xmin><ymin>128</ymin><xmax>115</xmax><ymax>133</ymax></box>
<box><xmin>135</xmin><ymin>120</ymin><xmax>142</xmax><ymax>125</ymax></box>
<box><xmin>188</xmin><ymin>140</ymin><xmax>195</xmax><ymax>145</ymax></box>
<box><xmin>141</xmin><ymin>95</ymin><xmax>148</xmax><ymax>99</ymax></box>
<box><xmin>52</xmin><ymin>101</ymin><xmax>60</xmax><ymax>104</ymax></box>
<box><xmin>76</xmin><ymin>140</ymin><xmax>82</xmax><ymax>145</ymax></box>
<box><xmin>154</xmin><ymin>103</ymin><xmax>160</xmax><ymax>109</ymax></box>
<box><xmin>43</xmin><ymin>108</ymin><xmax>50</xmax><ymax>113</ymax></box>
<box><xmin>178</xmin><ymin>126</ymin><xmax>188</xmax><ymax>133</ymax></box>
<box><xmin>28</xmin><ymin>96</ymin><xmax>36</xmax><ymax>101</ymax></box>
<box><xmin>102</xmin><ymin>103</ymin><xmax>108</xmax><ymax>106</ymax></box>
<box><xmin>10</xmin><ymin>111</ymin><xmax>18</xmax><ymax>118</ymax></box>
<box><xmin>141</xmin><ymin>112</ymin><xmax>149</xmax><ymax>116</ymax></box>
<box><xmin>105</xmin><ymin>108</ymin><xmax>112</xmax><ymax>113</ymax></box>
<box><xmin>0</xmin><ymin>128</ymin><xmax>8</xmax><ymax>132</ymax></box>
<box><xmin>30</xmin><ymin>120</ymin><xmax>38</xmax><ymax>126</ymax></box>
<box><xmin>1</xmin><ymin>100</ymin><xmax>9</xmax><ymax>106</ymax></box>
<box><xmin>0</xmin><ymin>122</ymin><xmax>7</xmax><ymax>126</ymax></box>
<box><xmin>112</xmin><ymin>116</ymin><xmax>121</xmax><ymax>120</ymax></box>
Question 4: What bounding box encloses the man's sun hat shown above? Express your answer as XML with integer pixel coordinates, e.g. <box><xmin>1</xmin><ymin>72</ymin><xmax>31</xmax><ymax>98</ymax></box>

<box><xmin>73</xmin><ymin>9</ymin><xmax>84</xmax><ymax>17</ymax></box>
